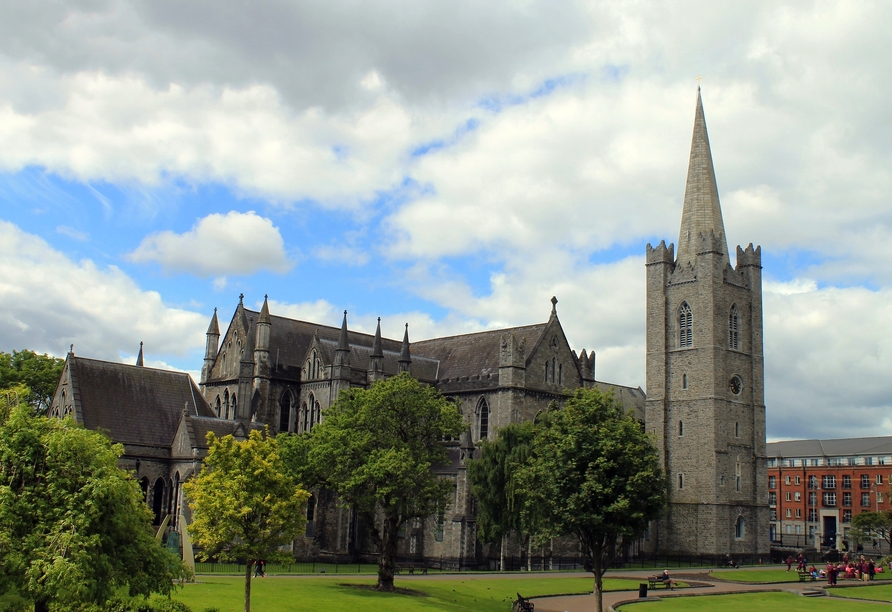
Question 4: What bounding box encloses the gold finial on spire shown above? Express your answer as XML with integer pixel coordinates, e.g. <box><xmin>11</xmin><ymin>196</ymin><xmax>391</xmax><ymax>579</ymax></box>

<box><xmin>697</xmin><ymin>75</ymin><xmax>702</xmax><ymax>89</ymax></box>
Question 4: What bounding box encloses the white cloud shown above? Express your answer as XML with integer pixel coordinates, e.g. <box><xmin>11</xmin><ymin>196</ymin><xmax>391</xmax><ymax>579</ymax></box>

<box><xmin>765</xmin><ymin>283</ymin><xmax>892</xmax><ymax>440</ymax></box>
<box><xmin>128</xmin><ymin>211</ymin><xmax>291</xmax><ymax>277</ymax></box>
<box><xmin>0</xmin><ymin>220</ymin><xmax>206</xmax><ymax>361</ymax></box>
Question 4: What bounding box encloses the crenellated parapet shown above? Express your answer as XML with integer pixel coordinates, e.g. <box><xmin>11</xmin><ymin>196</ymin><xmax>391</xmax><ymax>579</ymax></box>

<box><xmin>736</xmin><ymin>243</ymin><xmax>762</xmax><ymax>269</ymax></box>
<box><xmin>646</xmin><ymin>240</ymin><xmax>675</xmax><ymax>266</ymax></box>
<box><xmin>668</xmin><ymin>261</ymin><xmax>697</xmax><ymax>285</ymax></box>
<box><xmin>695</xmin><ymin>230</ymin><xmax>726</xmax><ymax>257</ymax></box>
<box><xmin>576</xmin><ymin>348</ymin><xmax>596</xmax><ymax>384</ymax></box>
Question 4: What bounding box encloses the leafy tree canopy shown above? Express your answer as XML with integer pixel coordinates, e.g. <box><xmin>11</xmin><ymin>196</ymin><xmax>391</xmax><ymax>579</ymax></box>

<box><xmin>185</xmin><ymin>428</ymin><xmax>310</xmax><ymax>612</ymax></box>
<box><xmin>0</xmin><ymin>404</ymin><xmax>188</xmax><ymax>612</ymax></box>
<box><xmin>286</xmin><ymin>372</ymin><xmax>464</xmax><ymax>591</ymax></box>
<box><xmin>468</xmin><ymin>420</ymin><xmax>537</xmax><ymax>569</ymax></box>
<box><xmin>517</xmin><ymin>387</ymin><xmax>666</xmax><ymax>612</ymax></box>
<box><xmin>0</xmin><ymin>350</ymin><xmax>65</xmax><ymax>415</ymax></box>
<box><xmin>851</xmin><ymin>510</ymin><xmax>892</xmax><ymax>552</ymax></box>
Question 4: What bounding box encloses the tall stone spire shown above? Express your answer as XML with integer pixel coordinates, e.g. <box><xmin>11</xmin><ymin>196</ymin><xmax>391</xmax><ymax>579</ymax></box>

<box><xmin>136</xmin><ymin>341</ymin><xmax>144</xmax><ymax>367</ymax></box>
<box><xmin>676</xmin><ymin>89</ymin><xmax>729</xmax><ymax>268</ymax></box>
<box><xmin>398</xmin><ymin>323</ymin><xmax>411</xmax><ymax>373</ymax></box>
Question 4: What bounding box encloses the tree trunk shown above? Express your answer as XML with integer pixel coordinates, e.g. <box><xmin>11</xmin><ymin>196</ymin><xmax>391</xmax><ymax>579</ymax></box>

<box><xmin>377</xmin><ymin>514</ymin><xmax>399</xmax><ymax>591</ymax></box>
<box><xmin>500</xmin><ymin>534</ymin><xmax>507</xmax><ymax>572</ymax></box>
<box><xmin>244</xmin><ymin>560</ymin><xmax>253</xmax><ymax>612</ymax></box>
<box><xmin>526</xmin><ymin>534</ymin><xmax>531</xmax><ymax>572</ymax></box>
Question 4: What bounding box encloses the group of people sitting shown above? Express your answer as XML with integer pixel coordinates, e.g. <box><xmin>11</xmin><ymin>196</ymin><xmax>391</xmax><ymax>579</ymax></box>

<box><xmin>788</xmin><ymin>552</ymin><xmax>883</xmax><ymax>586</ymax></box>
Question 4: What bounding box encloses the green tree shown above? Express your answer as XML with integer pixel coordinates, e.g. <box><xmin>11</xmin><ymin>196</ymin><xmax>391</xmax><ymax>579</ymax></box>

<box><xmin>184</xmin><ymin>429</ymin><xmax>310</xmax><ymax>612</ymax></box>
<box><xmin>852</xmin><ymin>510</ymin><xmax>892</xmax><ymax>553</ymax></box>
<box><xmin>517</xmin><ymin>388</ymin><xmax>666</xmax><ymax>612</ymax></box>
<box><xmin>0</xmin><ymin>350</ymin><xmax>65</xmax><ymax>415</ymax></box>
<box><xmin>468</xmin><ymin>420</ymin><xmax>537</xmax><ymax>571</ymax></box>
<box><xmin>290</xmin><ymin>373</ymin><xmax>464</xmax><ymax>591</ymax></box>
<box><xmin>0</xmin><ymin>404</ymin><xmax>188</xmax><ymax>612</ymax></box>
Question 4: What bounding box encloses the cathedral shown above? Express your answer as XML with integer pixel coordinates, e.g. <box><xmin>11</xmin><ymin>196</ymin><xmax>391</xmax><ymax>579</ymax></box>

<box><xmin>49</xmin><ymin>90</ymin><xmax>768</xmax><ymax>564</ymax></box>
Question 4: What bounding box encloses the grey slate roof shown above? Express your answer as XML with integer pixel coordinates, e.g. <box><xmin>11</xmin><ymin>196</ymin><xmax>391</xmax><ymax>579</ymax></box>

<box><xmin>412</xmin><ymin>324</ymin><xmax>548</xmax><ymax>381</ymax></box>
<box><xmin>68</xmin><ymin>356</ymin><xmax>215</xmax><ymax>447</ymax></box>
<box><xmin>315</xmin><ymin>339</ymin><xmax>439</xmax><ymax>381</ymax></box>
<box><xmin>242</xmin><ymin>309</ymin><xmax>406</xmax><ymax>372</ymax></box>
<box><xmin>768</xmin><ymin>436</ymin><xmax>892</xmax><ymax>459</ymax></box>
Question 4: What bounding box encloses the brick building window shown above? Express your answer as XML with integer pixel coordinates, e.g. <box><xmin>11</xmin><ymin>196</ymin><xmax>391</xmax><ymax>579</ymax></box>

<box><xmin>785</xmin><ymin>508</ymin><xmax>792</xmax><ymax>518</ymax></box>
<box><xmin>769</xmin><ymin>492</ymin><xmax>777</xmax><ymax>505</ymax></box>
<box><xmin>795</xmin><ymin>508</ymin><xmax>801</xmax><ymax>518</ymax></box>
<box><xmin>822</xmin><ymin>475</ymin><xmax>836</xmax><ymax>489</ymax></box>
<box><xmin>862</xmin><ymin>493</ymin><xmax>871</xmax><ymax>507</ymax></box>
<box><xmin>809</xmin><ymin>492</ymin><xmax>816</xmax><ymax>506</ymax></box>
<box><xmin>843</xmin><ymin>510</ymin><xmax>852</xmax><ymax>523</ymax></box>
<box><xmin>843</xmin><ymin>475</ymin><xmax>852</xmax><ymax>489</ymax></box>
<box><xmin>729</xmin><ymin>304</ymin><xmax>739</xmax><ymax>350</ymax></box>
<box><xmin>879</xmin><ymin>492</ymin><xmax>884</xmax><ymax>504</ymax></box>
<box><xmin>786</xmin><ymin>492</ymin><xmax>791</xmax><ymax>502</ymax></box>
<box><xmin>877</xmin><ymin>474</ymin><xmax>884</xmax><ymax>485</ymax></box>
<box><xmin>823</xmin><ymin>493</ymin><xmax>836</xmax><ymax>506</ymax></box>
<box><xmin>785</xmin><ymin>476</ymin><xmax>791</xmax><ymax>485</ymax></box>
<box><xmin>809</xmin><ymin>475</ymin><xmax>818</xmax><ymax>489</ymax></box>
<box><xmin>795</xmin><ymin>476</ymin><xmax>801</xmax><ymax>485</ymax></box>
<box><xmin>794</xmin><ymin>492</ymin><xmax>801</xmax><ymax>502</ymax></box>
<box><xmin>809</xmin><ymin>509</ymin><xmax>818</xmax><ymax>522</ymax></box>
<box><xmin>862</xmin><ymin>475</ymin><xmax>871</xmax><ymax>489</ymax></box>
<box><xmin>866</xmin><ymin>457</ymin><xmax>874</xmax><ymax>466</ymax></box>
<box><xmin>843</xmin><ymin>492</ymin><xmax>852</xmax><ymax>507</ymax></box>
<box><xmin>679</xmin><ymin>302</ymin><xmax>693</xmax><ymax>348</ymax></box>
<box><xmin>770</xmin><ymin>509</ymin><xmax>777</xmax><ymax>521</ymax></box>
<box><xmin>769</xmin><ymin>476</ymin><xmax>776</xmax><ymax>488</ymax></box>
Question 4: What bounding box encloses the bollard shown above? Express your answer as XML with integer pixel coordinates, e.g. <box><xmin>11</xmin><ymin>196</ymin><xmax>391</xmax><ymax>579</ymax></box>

<box><xmin>639</xmin><ymin>583</ymin><xmax>648</xmax><ymax>598</ymax></box>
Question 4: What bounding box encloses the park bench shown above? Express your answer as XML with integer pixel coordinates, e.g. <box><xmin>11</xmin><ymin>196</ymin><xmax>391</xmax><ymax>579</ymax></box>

<box><xmin>512</xmin><ymin>593</ymin><xmax>534</xmax><ymax>612</ymax></box>
<box><xmin>798</xmin><ymin>570</ymin><xmax>816</xmax><ymax>582</ymax></box>
<box><xmin>395</xmin><ymin>564</ymin><xmax>428</xmax><ymax>575</ymax></box>
<box><xmin>647</xmin><ymin>576</ymin><xmax>670</xmax><ymax>589</ymax></box>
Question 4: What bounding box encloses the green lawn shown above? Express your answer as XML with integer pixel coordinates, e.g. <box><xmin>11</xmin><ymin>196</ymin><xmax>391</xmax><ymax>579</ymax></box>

<box><xmin>616</xmin><ymin>591</ymin><xmax>891</xmax><ymax>610</ymax></box>
<box><xmin>830</xmin><ymin>583</ymin><xmax>892</xmax><ymax>602</ymax></box>
<box><xmin>156</xmin><ymin>576</ymin><xmax>643</xmax><ymax>612</ymax></box>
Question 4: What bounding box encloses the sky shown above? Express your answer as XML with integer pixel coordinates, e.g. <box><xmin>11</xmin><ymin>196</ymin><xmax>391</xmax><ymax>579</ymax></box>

<box><xmin>1</xmin><ymin>1</ymin><xmax>890</xmax><ymax>442</ymax></box>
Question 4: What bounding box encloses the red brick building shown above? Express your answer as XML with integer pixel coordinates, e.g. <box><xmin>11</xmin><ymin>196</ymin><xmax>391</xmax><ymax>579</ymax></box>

<box><xmin>767</xmin><ymin>437</ymin><xmax>892</xmax><ymax>552</ymax></box>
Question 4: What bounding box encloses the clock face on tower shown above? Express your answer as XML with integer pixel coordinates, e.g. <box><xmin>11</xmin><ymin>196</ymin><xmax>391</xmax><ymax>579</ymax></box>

<box><xmin>729</xmin><ymin>375</ymin><xmax>743</xmax><ymax>395</ymax></box>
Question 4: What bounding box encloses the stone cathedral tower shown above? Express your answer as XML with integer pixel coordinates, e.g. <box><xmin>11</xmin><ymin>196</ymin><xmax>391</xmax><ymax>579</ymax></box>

<box><xmin>645</xmin><ymin>90</ymin><xmax>769</xmax><ymax>557</ymax></box>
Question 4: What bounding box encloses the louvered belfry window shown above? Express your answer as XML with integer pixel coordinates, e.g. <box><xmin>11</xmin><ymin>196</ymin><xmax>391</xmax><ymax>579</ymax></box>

<box><xmin>729</xmin><ymin>304</ymin><xmax>739</xmax><ymax>350</ymax></box>
<box><xmin>679</xmin><ymin>303</ymin><xmax>693</xmax><ymax>348</ymax></box>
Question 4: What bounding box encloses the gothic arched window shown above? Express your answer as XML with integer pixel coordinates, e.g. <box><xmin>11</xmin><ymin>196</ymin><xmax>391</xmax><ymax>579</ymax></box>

<box><xmin>551</xmin><ymin>357</ymin><xmax>556</xmax><ymax>384</ymax></box>
<box><xmin>230</xmin><ymin>393</ymin><xmax>237</xmax><ymax>419</ymax></box>
<box><xmin>279</xmin><ymin>391</ymin><xmax>293</xmax><ymax>433</ymax></box>
<box><xmin>223</xmin><ymin>390</ymin><xmax>230</xmax><ymax>420</ymax></box>
<box><xmin>314</xmin><ymin>401</ymin><xmax>322</xmax><ymax>425</ymax></box>
<box><xmin>735</xmin><ymin>515</ymin><xmax>745</xmax><ymax>539</ymax></box>
<box><xmin>477</xmin><ymin>397</ymin><xmax>490</xmax><ymax>441</ymax></box>
<box><xmin>301</xmin><ymin>402</ymin><xmax>309</xmax><ymax>433</ymax></box>
<box><xmin>729</xmin><ymin>304</ymin><xmax>739</xmax><ymax>350</ymax></box>
<box><xmin>308</xmin><ymin>394</ymin><xmax>316</xmax><ymax>431</ymax></box>
<box><xmin>679</xmin><ymin>302</ymin><xmax>693</xmax><ymax>348</ymax></box>
<box><xmin>215</xmin><ymin>395</ymin><xmax>221</xmax><ymax>417</ymax></box>
<box><xmin>311</xmin><ymin>351</ymin><xmax>318</xmax><ymax>379</ymax></box>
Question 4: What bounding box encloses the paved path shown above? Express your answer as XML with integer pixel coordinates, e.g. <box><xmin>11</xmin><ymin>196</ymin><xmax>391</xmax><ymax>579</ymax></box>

<box><xmin>532</xmin><ymin>568</ymin><xmax>891</xmax><ymax>612</ymax></box>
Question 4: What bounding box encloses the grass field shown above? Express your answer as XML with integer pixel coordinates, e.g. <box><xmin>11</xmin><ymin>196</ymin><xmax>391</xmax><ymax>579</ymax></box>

<box><xmin>830</xmin><ymin>583</ymin><xmax>892</xmax><ymax>602</ymax></box>
<box><xmin>616</xmin><ymin>591</ymin><xmax>892</xmax><ymax>610</ymax></box>
<box><xmin>154</xmin><ymin>575</ymin><xmax>644</xmax><ymax>612</ymax></box>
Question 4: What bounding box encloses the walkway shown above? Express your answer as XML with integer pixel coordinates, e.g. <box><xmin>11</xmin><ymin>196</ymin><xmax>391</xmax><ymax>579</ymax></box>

<box><xmin>532</xmin><ymin>568</ymin><xmax>891</xmax><ymax>612</ymax></box>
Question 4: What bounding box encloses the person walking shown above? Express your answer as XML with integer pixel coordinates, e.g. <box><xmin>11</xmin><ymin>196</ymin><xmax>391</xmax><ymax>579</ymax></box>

<box><xmin>869</xmin><ymin>559</ymin><xmax>876</xmax><ymax>581</ymax></box>
<box><xmin>786</xmin><ymin>555</ymin><xmax>793</xmax><ymax>571</ymax></box>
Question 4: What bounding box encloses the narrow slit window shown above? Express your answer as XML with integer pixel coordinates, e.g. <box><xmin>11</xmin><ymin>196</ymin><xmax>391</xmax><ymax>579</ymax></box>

<box><xmin>678</xmin><ymin>421</ymin><xmax>684</xmax><ymax>436</ymax></box>
<box><xmin>678</xmin><ymin>473</ymin><xmax>684</xmax><ymax>489</ymax></box>
<box><xmin>729</xmin><ymin>304</ymin><xmax>739</xmax><ymax>350</ymax></box>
